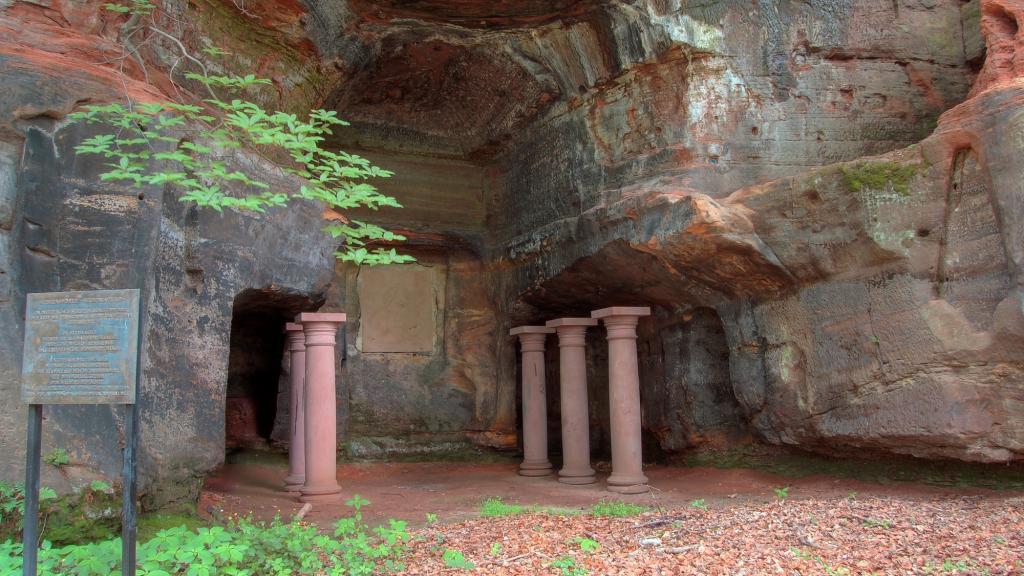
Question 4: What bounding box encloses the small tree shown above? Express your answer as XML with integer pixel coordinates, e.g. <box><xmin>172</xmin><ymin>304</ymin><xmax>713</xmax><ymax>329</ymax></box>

<box><xmin>70</xmin><ymin>0</ymin><xmax>413</xmax><ymax>265</ymax></box>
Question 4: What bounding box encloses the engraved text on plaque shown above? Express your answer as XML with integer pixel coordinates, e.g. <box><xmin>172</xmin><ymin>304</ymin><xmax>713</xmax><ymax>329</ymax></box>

<box><xmin>22</xmin><ymin>289</ymin><xmax>140</xmax><ymax>404</ymax></box>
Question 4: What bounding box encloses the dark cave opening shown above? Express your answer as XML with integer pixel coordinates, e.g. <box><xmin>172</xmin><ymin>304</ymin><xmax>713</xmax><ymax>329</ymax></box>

<box><xmin>636</xmin><ymin>306</ymin><xmax>745</xmax><ymax>459</ymax></box>
<box><xmin>225</xmin><ymin>288</ymin><xmax>324</xmax><ymax>451</ymax></box>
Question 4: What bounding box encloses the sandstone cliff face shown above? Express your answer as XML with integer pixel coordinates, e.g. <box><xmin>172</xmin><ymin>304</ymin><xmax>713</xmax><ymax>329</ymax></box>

<box><xmin>486</xmin><ymin>0</ymin><xmax>1023</xmax><ymax>463</ymax></box>
<box><xmin>0</xmin><ymin>1</ymin><xmax>338</xmax><ymax>505</ymax></box>
<box><xmin>0</xmin><ymin>0</ymin><xmax>1021</xmax><ymax>504</ymax></box>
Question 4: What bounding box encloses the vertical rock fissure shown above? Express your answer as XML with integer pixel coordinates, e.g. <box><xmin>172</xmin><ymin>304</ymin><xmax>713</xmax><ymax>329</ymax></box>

<box><xmin>935</xmin><ymin>147</ymin><xmax>969</xmax><ymax>299</ymax></box>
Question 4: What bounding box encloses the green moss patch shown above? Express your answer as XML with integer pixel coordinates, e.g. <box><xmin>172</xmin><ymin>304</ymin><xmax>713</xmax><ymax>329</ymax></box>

<box><xmin>841</xmin><ymin>161</ymin><xmax>920</xmax><ymax>197</ymax></box>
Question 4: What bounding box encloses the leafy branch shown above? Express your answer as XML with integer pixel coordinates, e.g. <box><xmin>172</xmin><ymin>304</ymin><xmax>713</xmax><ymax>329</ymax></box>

<box><xmin>70</xmin><ymin>0</ymin><xmax>413</xmax><ymax>266</ymax></box>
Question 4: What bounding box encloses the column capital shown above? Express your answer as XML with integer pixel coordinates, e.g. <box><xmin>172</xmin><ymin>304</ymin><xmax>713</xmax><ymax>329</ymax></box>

<box><xmin>283</xmin><ymin>322</ymin><xmax>305</xmax><ymax>351</ymax></box>
<box><xmin>593</xmin><ymin>307</ymin><xmax>650</xmax><ymax>341</ymax></box>
<box><xmin>591</xmin><ymin>306</ymin><xmax>651</xmax><ymax>319</ymax></box>
<box><xmin>511</xmin><ymin>326</ymin><xmax>552</xmax><ymax>352</ymax></box>
<box><xmin>296</xmin><ymin>312</ymin><xmax>347</xmax><ymax>324</ymax></box>
<box><xmin>546</xmin><ymin>318</ymin><xmax>596</xmax><ymax>348</ymax></box>
<box><xmin>297</xmin><ymin>312</ymin><xmax>347</xmax><ymax>347</ymax></box>
<box><xmin>545</xmin><ymin>317</ymin><xmax>598</xmax><ymax>328</ymax></box>
<box><xmin>510</xmin><ymin>325</ymin><xmax>555</xmax><ymax>336</ymax></box>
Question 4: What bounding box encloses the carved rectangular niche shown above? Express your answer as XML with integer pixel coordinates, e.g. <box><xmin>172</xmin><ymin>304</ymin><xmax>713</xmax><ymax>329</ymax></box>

<box><xmin>357</xmin><ymin>264</ymin><xmax>441</xmax><ymax>353</ymax></box>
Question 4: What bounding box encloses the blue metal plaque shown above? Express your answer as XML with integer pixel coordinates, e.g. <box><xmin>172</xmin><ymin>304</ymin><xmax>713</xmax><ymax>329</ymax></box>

<box><xmin>21</xmin><ymin>289</ymin><xmax>140</xmax><ymax>404</ymax></box>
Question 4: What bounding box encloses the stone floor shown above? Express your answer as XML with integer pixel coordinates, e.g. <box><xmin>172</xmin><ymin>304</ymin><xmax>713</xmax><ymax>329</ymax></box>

<box><xmin>198</xmin><ymin>451</ymin><xmax>1020</xmax><ymax>529</ymax></box>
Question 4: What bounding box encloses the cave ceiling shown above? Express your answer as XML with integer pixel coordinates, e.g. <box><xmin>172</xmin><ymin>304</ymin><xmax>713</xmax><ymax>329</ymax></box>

<box><xmin>315</xmin><ymin>0</ymin><xmax>616</xmax><ymax>160</ymax></box>
<box><xmin>323</xmin><ymin>33</ymin><xmax>561</xmax><ymax>159</ymax></box>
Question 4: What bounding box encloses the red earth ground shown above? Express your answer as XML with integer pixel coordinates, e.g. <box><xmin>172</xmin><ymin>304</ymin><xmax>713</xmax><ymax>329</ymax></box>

<box><xmin>198</xmin><ymin>453</ymin><xmax>1021</xmax><ymax>528</ymax></box>
<box><xmin>198</xmin><ymin>454</ymin><xmax>1024</xmax><ymax>574</ymax></box>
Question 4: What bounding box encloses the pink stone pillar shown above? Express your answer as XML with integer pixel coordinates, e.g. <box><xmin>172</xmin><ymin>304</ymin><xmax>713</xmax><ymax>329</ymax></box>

<box><xmin>546</xmin><ymin>318</ymin><xmax>598</xmax><ymax>485</ymax></box>
<box><xmin>296</xmin><ymin>312</ymin><xmax>346</xmax><ymax>503</ymax></box>
<box><xmin>593</xmin><ymin>307</ymin><xmax>651</xmax><ymax>494</ymax></box>
<box><xmin>283</xmin><ymin>323</ymin><xmax>306</xmax><ymax>492</ymax></box>
<box><xmin>510</xmin><ymin>326</ymin><xmax>554</xmax><ymax>477</ymax></box>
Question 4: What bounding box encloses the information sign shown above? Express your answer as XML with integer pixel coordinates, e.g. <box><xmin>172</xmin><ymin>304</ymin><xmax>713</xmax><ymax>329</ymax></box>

<box><xmin>21</xmin><ymin>289</ymin><xmax>139</xmax><ymax>404</ymax></box>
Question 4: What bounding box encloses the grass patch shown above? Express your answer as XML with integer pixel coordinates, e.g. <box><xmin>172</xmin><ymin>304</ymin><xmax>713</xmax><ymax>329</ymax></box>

<box><xmin>478</xmin><ymin>497</ymin><xmax>582</xmax><ymax>518</ymax></box>
<box><xmin>480</xmin><ymin>497</ymin><xmax>524</xmax><ymax>517</ymax></box>
<box><xmin>681</xmin><ymin>445</ymin><xmax>1024</xmax><ymax>490</ymax></box>
<box><xmin>589</xmin><ymin>499</ymin><xmax>648</xmax><ymax>517</ymax></box>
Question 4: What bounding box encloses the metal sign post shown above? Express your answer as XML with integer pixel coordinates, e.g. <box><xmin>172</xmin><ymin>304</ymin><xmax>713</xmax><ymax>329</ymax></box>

<box><xmin>122</xmin><ymin>402</ymin><xmax>137</xmax><ymax>573</ymax></box>
<box><xmin>20</xmin><ymin>289</ymin><xmax>141</xmax><ymax>576</ymax></box>
<box><xmin>22</xmin><ymin>405</ymin><xmax>41</xmax><ymax>575</ymax></box>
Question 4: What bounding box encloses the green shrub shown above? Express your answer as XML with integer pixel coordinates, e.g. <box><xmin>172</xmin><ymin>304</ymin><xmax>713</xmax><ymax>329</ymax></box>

<box><xmin>442</xmin><ymin>549</ymin><xmax>475</xmax><ymax>569</ymax></box>
<box><xmin>0</xmin><ymin>494</ymin><xmax>410</xmax><ymax>575</ymax></box>
<box><xmin>574</xmin><ymin>536</ymin><xmax>600</xmax><ymax>553</ymax></box>
<box><xmin>551</xmin><ymin>555</ymin><xmax>588</xmax><ymax>576</ymax></box>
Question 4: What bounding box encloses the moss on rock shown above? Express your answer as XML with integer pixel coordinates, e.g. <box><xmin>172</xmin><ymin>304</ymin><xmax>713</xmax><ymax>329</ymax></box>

<box><xmin>841</xmin><ymin>161</ymin><xmax>920</xmax><ymax>197</ymax></box>
<box><xmin>0</xmin><ymin>481</ymin><xmax>121</xmax><ymax>545</ymax></box>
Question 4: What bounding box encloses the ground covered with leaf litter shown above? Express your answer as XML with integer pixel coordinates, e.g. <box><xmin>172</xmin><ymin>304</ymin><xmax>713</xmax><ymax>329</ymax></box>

<box><xmin>399</xmin><ymin>495</ymin><xmax>1024</xmax><ymax>575</ymax></box>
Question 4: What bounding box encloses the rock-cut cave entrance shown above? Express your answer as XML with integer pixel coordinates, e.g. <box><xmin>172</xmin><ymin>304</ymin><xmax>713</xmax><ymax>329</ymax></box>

<box><xmin>603</xmin><ymin>306</ymin><xmax>746</xmax><ymax>462</ymax></box>
<box><xmin>519</xmin><ymin>304</ymin><xmax>745</xmax><ymax>474</ymax></box>
<box><xmin>224</xmin><ymin>288</ymin><xmax>324</xmax><ymax>453</ymax></box>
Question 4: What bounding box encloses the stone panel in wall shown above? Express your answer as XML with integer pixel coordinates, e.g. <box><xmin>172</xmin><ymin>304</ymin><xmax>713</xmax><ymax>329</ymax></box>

<box><xmin>358</xmin><ymin>264</ymin><xmax>438</xmax><ymax>353</ymax></box>
<box><xmin>331</xmin><ymin>253</ymin><xmax>498</xmax><ymax>457</ymax></box>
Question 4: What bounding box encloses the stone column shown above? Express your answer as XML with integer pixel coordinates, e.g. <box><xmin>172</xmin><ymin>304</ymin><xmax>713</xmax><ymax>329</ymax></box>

<box><xmin>283</xmin><ymin>323</ymin><xmax>306</xmax><ymax>492</ymax></box>
<box><xmin>592</xmin><ymin>307</ymin><xmax>651</xmax><ymax>494</ymax></box>
<box><xmin>510</xmin><ymin>326</ymin><xmax>554</xmax><ymax>477</ymax></box>
<box><xmin>545</xmin><ymin>317</ymin><xmax>598</xmax><ymax>485</ymax></box>
<box><xmin>296</xmin><ymin>312</ymin><xmax>346</xmax><ymax>503</ymax></box>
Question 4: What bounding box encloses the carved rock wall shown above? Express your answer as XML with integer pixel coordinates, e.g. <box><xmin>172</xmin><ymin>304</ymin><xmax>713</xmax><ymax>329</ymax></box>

<box><xmin>1</xmin><ymin>0</ymin><xmax>1022</xmax><ymax>505</ymax></box>
<box><xmin>0</xmin><ymin>14</ymin><xmax>337</xmax><ymax>505</ymax></box>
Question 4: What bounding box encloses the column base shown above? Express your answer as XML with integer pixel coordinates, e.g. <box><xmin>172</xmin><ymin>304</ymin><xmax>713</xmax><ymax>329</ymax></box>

<box><xmin>299</xmin><ymin>484</ymin><xmax>342</xmax><ymax>503</ymax></box>
<box><xmin>606</xmin><ymin>483</ymin><xmax>650</xmax><ymax>494</ymax></box>
<box><xmin>519</xmin><ymin>461</ymin><xmax>554</xmax><ymax>476</ymax></box>
<box><xmin>607</xmin><ymin>473</ymin><xmax>649</xmax><ymax>494</ymax></box>
<box><xmin>283</xmin><ymin>475</ymin><xmax>305</xmax><ymax>492</ymax></box>
<box><xmin>558</xmin><ymin>473</ymin><xmax>597</xmax><ymax>485</ymax></box>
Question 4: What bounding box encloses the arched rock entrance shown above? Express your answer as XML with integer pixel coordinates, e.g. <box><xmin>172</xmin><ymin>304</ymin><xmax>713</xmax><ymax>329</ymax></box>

<box><xmin>224</xmin><ymin>288</ymin><xmax>324</xmax><ymax>452</ymax></box>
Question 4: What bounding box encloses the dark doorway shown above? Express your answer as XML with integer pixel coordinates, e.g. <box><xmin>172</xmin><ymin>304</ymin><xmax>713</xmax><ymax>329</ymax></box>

<box><xmin>225</xmin><ymin>288</ymin><xmax>323</xmax><ymax>451</ymax></box>
<box><xmin>637</xmin><ymin>306</ymin><xmax>745</xmax><ymax>457</ymax></box>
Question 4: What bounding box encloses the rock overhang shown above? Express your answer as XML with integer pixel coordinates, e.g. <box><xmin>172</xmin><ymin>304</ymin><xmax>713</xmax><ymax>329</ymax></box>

<box><xmin>346</xmin><ymin>0</ymin><xmax>596</xmax><ymax>30</ymax></box>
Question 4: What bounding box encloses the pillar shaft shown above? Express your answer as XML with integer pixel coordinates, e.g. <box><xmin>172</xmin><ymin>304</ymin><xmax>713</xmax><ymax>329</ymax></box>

<box><xmin>511</xmin><ymin>326</ymin><xmax>554</xmax><ymax>476</ymax></box>
<box><xmin>547</xmin><ymin>318</ymin><xmax>597</xmax><ymax>485</ymax></box>
<box><xmin>297</xmin><ymin>312</ymin><xmax>346</xmax><ymax>503</ymax></box>
<box><xmin>283</xmin><ymin>323</ymin><xmax>306</xmax><ymax>491</ymax></box>
<box><xmin>593</xmin><ymin>307</ymin><xmax>651</xmax><ymax>494</ymax></box>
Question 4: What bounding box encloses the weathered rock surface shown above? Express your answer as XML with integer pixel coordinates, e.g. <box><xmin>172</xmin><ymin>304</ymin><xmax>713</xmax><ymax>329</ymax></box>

<box><xmin>0</xmin><ymin>0</ymin><xmax>1021</xmax><ymax>506</ymax></box>
<box><xmin>0</xmin><ymin>18</ymin><xmax>337</xmax><ymax>504</ymax></box>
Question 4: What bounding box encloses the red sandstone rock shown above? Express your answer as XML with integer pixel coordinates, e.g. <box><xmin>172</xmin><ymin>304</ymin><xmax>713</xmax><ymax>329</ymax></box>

<box><xmin>1</xmin><ymin>0</ymin><xmax>1022</xmax><ymax>507</ymax></box>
